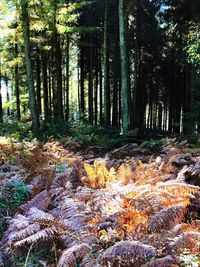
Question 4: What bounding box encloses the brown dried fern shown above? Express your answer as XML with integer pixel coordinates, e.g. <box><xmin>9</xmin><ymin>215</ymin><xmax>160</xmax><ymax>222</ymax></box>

<box><xmin>97</xmin><ymin>241</ymin><xmax>156</xmax><ymax>267</ymax></box>
<box><xmin>148</xmin><ymin>205</ymin><xmax>186</xmax><ymax>233</ymax></box>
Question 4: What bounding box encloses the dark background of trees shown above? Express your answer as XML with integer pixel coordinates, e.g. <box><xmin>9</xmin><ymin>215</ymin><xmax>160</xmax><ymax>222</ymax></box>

<box><xmin>0</xmin><ymin>0</ymin><xmax>199</xmax><ymax>135</ymax></box>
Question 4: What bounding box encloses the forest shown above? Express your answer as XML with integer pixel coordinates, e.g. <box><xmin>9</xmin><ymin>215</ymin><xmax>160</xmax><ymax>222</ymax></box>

<box><xmin>0</xmin><ymin>0</ymin><xmax>200</xmax><ymax>266</ymax></box>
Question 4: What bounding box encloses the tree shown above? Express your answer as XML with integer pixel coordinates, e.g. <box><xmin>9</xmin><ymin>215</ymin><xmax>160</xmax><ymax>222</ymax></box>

<box><xmin>19</xmin><ymin>0</ymin><xmax>39</xmax><ymax>132</ymax></box>
<box><xmin>103</xmin><ymin>0</ymin><xmax>110</xmax><ymax>127</ymax></box>
<box><xmin>119</xmin><ymin>0</ymin><xmax>129</xmax><ymax>132</ymax></box>
<box><xmin>0</xmin><ymin>57</ymin><xmax>3</xmax><ymax>123</ymax></box>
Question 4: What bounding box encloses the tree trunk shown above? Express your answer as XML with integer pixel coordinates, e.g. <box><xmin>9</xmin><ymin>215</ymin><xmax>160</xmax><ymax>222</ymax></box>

<box><xmin>41</xmin><ymin>51</ymin><xmax>49</xmax><ymax>122</ymax></box>
<box><xmin>94</xmin><ymin>45</ymin><xmax>99</xmax><ymax>125</ymax></box>
<box><xmin>0</xmin><ymin>58</ymin><xmax>3</xmax><ymax>123</ymax></box>
<box><xmin>80</xmin><ymin>37</ymin><xmax>85</xmax><ymax>119</ymax></box>
<box><xmin>20</xmin><ymin>0</ymin><xmax>39</xmax><ymax>132</ymax></box>
<box><xmin>65</xmin><ymin>33</ymin><xmax>70</xmax><ymax>121</ymax></box>
<box><xmin>36</xmin><ymin>53</ymin><xmax>42</xmax><ymax>115</ymax></box>
<box><xmin>134</xmin><ymin>0</ymin><xmax>143</xmax><ymax>129</ymax></box>
<box><xmin>15</xmin><ymin>43</ymin><xmax>20</xmax><ymax>120</ymax></box>
<box><xmin>119</xmin><ymin>0</ymin><xmax>129</xmax><ymax>133</ymax></box>
<box><xmin>48</xmin><ymin>55</ymin><xmax>52</xmax><ymax>120</ymax></box>
<box><xmin>112</xmin><ymin>2</ymin><xmax>120</xmax><ymax>127</ymax></box>
<box><xmin>103</xmin><ymin>0</ymin><xmax>110</xmax><ymax>127</ymax></box>
<box><xmin>55</xmin><ymin>35</ymin><xmax>63</xmax><ymax>119</ymax></box>
<box><xmin>5</xmin><ymin>75</ymin><xmax>10</xmax><ymax>116</ymax></box>
<box><xmin>88</xmin><ymin>33</ymin><xmax>93</xmax><ymax>124</ymax></box>
<box><xmin>99</xmin><ymin>45</ymin><xmax>103</xmax><ymax>125</ymax></box>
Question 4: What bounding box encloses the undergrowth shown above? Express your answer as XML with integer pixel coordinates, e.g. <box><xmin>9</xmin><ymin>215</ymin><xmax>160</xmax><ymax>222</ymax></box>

<box><xmin>0</xmin><ymin>129</ymin><xmax>200</xmax><ymax>266</ymax></box>
<box><xmin>0</xmin><ymin>181</ymin><xmax>29</xmax><ymax>238</ymax></box>
<box><xmin>0</xmin><ymin>139</ymin><xmax>199</xmax><ymax>266</ymax></box>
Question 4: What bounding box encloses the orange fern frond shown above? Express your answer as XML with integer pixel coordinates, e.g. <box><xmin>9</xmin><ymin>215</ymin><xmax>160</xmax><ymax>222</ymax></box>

<box><xmin>117</xmin><ymin>208</ymin><xmax>148</xmax><ymax>235</ymax></box>
<box><xmin>84</xmin><ymin>160</ymin><xmax>116</xmax><ymax>189</ymax></box>
<box><xmin>157</xmin><ymin>181</ymin><xmax>199</xmax><ymax>197</ymax></box>
<box><xmin>116</xmin><ymin>164</ymin><xmax>133</xmax><ymax>184</ymax></box>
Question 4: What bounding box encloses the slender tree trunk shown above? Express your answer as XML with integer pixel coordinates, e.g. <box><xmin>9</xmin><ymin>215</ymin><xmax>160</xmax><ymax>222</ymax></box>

<box><xmin>41</xmin><ymin>51</ymin><xmax>49</xmax><ymax>121</ymax></box>
<box><xmin>103</xmin><ymin>0</ymin><xmax>110</xmax><ymax>127</ymax></box>
<box><xmin>65</xmin><ymin>33</ymin><xmax>70</xmax><ymax>121</ymax></box>
<box><xmin>5</xmin><ymin>75</ymin><xmax>10</xmax><ymax>116</ymax></box>
<box><xmin>112</xmin><ymin>3</ymin><xmax>120</xmax><ymax>127</ymax></box>
<box><xmin>119</xmin><ymin>0</ymin><xmax>129</xmax><ymax>133</ymax></box>
<box><xmin>0</xmin><ymin>58</ymin><xmax>3</xmax><ymax>123</ymax></box>
<box><xmin>99</xmin><ymin>45</ymin><xmax>103</xmax><ymax>125</ymax></box>
<box><xmin>80</xmin><ymin>38</ymin><xmax>85</xmax><ymax>119</ymax></box>
<box><xmin>88</xmin><ymin>33</ymin><xmax>93</xmax><ymax>124</ymax></box>
<box><xmin>112</xmin><ymin>46</ymin><xmax>119</xmax><ymax>127</ymax></box>
<box><xmin>55</xmin><ymin>35</ymin><xmax>63</xmax><ymax>119</ymax></box>
<box><xmin>48</xmin><ymin>56</ymin><xmax>52</xmax><ymax>120</ymax></box>
<box><xmin>20</xmin><ymin>0</ymin><xmax>39</xmax><ymax>132</ymax></box>
<box><xmin>134</xmin><ymin>0</ymin><xmax>143</xmax><ymax>129</ymax></box>
<box><xmin>36</xmin><ymin>54</ymin><xmax>42</xmax><ymax>115</ymax></box>
<box><xmin>15</xmin><ymin>43</ymin><xmax>20</xmax><ymax>120</ymax></box>
<box><xmin>94</xmin><ymin>45</ymin><xmax>99</xmax><ymax>125</ymax></box>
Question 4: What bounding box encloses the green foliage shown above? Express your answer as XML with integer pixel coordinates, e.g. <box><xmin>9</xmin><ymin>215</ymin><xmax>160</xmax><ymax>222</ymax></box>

<box><xmin>0</xmin><ymin>180</ymin><xmax>29</xmax><ymax>237</ymax></box>
<box><xmin>0</xmin><ymin>120</ymin><xmax>33</xmax><ymax>140</ymax></box>
<box><xmin>140</xmin><ymin>139</ymin><xmax>163</xmax><ymax>152</ymax></box>
<box><xmin>0</xmin><ymin>181</ymin><xmax>29</xmax><ymax>212</ymax></box>
<box><xmin>14</xmin><ymin>248</ymin><xmax>56</xmax><ymax>267</ymax></box>
<box><xmin>37</xmin><ymin>121</ymin><xmax>121</xmax><ymax>149</ymax></box>
<box><xmin>55</xmin><ymin>162</ymin><xmax>68</xmax><ymax>174</ymax></box>
<box><xmin>37</xmin><ymin>119</ymin><xmax>71</xmax><ymax>141</ymax></box>
<box><xmin>186</xmin><ymin>23</ymin><xmax>200</xmax><ymax>71</ymax></box>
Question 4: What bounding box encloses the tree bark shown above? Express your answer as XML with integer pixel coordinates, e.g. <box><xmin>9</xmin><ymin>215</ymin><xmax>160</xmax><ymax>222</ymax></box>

<box><xmin>20</xmin><ymin>0</ymin><xmax>39</xmax><ymax>132</ymax></box>
<box><xmin>80</xmin><ymin>36</ymin><xmax>85</xmax><ymax>119</ymax></box>
<box><xmin>65</xmin><ymin>33</ymin><xmax>70</xmax><ymax>121</ymax></box>
<box><xmin>103</xmin><ymin>0</ymin><xmax>110</xmax><ymax>127</ymax></box>
<box><xmin>15</xmin><ymin>43</ymin><xmax>20</xmax><ymax>120</ymax></box>
<box><xmin>0</xmin><ymin>58</ymin><xmax>3</xmax><ymax>123</ymax></box>
<box><xmin>99</xmin><ymin>44</ymin><xmax>103</xmax><ymax>125</ymax></box>
<box><xmin>55</xmin><ymin>35</ymin><xmax>64</xmax><ymax>119</ymax></box>
<box><xmin>88</xmin><ymin>33</ymin><xmax>93</xmax><ymax>124</ymax></box>
<box><xmin>36</xmin><ymin>53</ymin><xmax>42</xmax><ymax>115</ymax></box>
<box><xmin>119</xmin><ymin>0</ymin><xmax>129</xmax><ymax>133</ymax></box>
<box><xmin>5</xmin><ymin>75</ymin><xmax>10</xmax><ymax>116</ymax></box>
<box><xmin>41</xmin><ymin>51</ymin><xmax>49</xmax><ymax>121</ymax></box>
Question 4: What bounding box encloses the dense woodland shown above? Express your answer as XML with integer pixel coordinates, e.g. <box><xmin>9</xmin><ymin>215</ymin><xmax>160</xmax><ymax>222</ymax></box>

<box><xmin>0</xmin><ymin>1</ymin><xmax>200</xmax><ymax>267</ymax></box>
<box><xmin>0</xmin><ymin>0</ymin><xmax>199</xmax><ymax>134</ymax></box>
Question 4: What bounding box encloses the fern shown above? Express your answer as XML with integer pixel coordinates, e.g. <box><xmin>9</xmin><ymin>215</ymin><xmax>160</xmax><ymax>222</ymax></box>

<box><xmin>58</xmin><ymin>243</ymin><xmax>90</xmax><ymax>267</ymax></box>
<box><xmin>14</xmin><ymin>226</ymin><xmax>58</xmax><ymax>247</ymax></box>
<box><xmin>80</xmin><ymin>254</ymin><xmax>96</xmax><ymax>267</ymax></box>
<box><xmin>157</xmin><ymin>181</ymin><xmax>199</xmax><ymax>197</ymax></box>
<box><xmin>97</xmin><ymin>241</ymin><xmax>156</xmax><ymax>267</ymax></box>
<box><xmin>168</xmin><ymin>231</ymin><xmax>200</xmax><ymax>254</ymax></box>
<box><xmin>20</xmin><ymin>190</ymin><xmax>50</xmax><ymax>212</ymax></box>
<box><xmin>8</xmin><ymin>223</ymin><xmax>40</xmax><ymax>243</ymax></box>
<box><xmin>84</xmin><ymin>160</ymin><xmax>116</xmax><ymax>189</ymax></box>
<box><xmin>145</xmin><ymin>255</ymin><xmax>178</xmax><ymax>267</ymax></box>
<box><xmin>28</xmin><ymin>207</ymin><xmax>55</xmax><ymax>222</ymax></box>
<box><xmin>1</xmin><ymin>142</ymin><xmax>200</xmax><ymax>266</ymax></box>
<box><xmin>148</xmin><ymin>205</ymin><xmax>186</xmax><ymax>232</ymax></box>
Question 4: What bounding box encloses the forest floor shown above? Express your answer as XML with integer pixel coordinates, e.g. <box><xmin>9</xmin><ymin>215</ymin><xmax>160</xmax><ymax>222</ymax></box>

<box><xmin>0</xmin><ymin>134</ymin><xmax>200</xmax><ymax>266</ymax></box>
